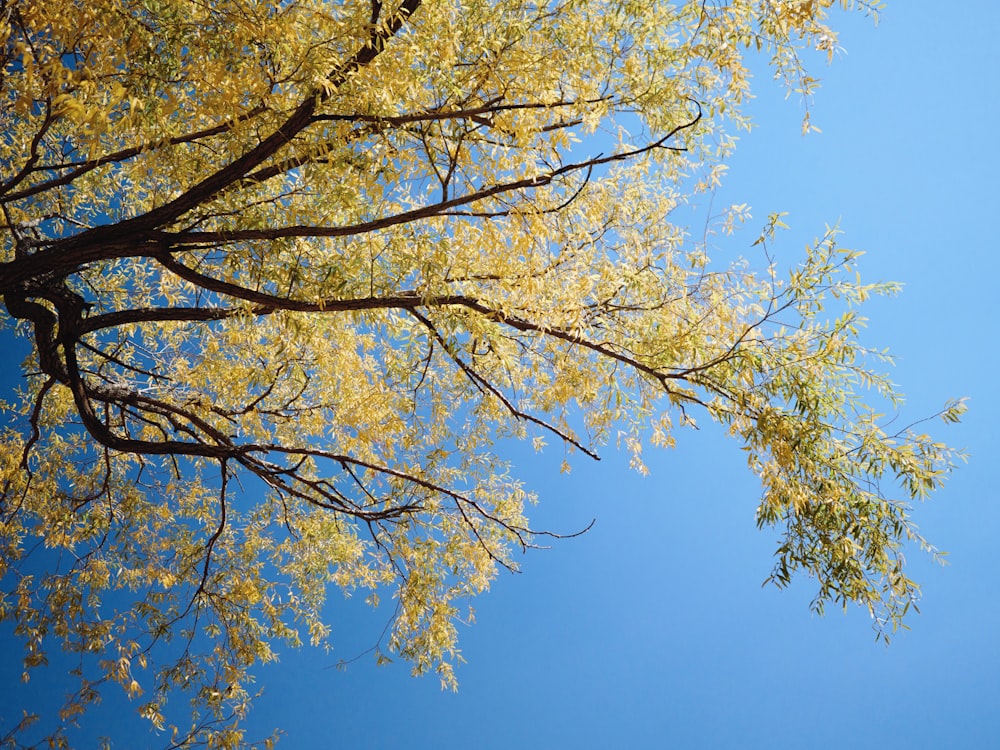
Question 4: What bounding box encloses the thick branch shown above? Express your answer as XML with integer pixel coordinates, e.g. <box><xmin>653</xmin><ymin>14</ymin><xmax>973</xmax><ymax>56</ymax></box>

<box><xmin>0</xmin><ymin>0</ymin><xmax>423</xmax><ymax>289</ymax></box>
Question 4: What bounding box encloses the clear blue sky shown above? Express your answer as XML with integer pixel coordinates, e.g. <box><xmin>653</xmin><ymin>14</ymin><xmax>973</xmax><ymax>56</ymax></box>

<box><xmin>3</xmin><ymin>2</ymin><xmax>999</xmax><ymax>748</ymax></box>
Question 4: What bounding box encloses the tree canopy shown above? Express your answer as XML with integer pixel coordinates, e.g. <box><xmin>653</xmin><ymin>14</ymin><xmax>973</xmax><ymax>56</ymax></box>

<box><xmin>0</xmin><ymin>0</ymin><xmax>964</xmax><ymax>746</ymax></box>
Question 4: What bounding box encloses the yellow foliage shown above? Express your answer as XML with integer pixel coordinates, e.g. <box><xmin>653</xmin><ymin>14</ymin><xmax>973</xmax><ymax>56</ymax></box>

<box><xmin>0</xmin><ymin>0</ymin><xmax>961</xmax><ymax>746</ymax></box>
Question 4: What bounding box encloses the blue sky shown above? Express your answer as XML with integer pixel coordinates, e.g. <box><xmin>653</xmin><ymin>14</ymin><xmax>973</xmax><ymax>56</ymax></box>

<box><xmin>248</xmin><ymin>4</ymin><xmax>1000</xmax><ymax>747</ymax></box>
<box><xmin>3</xmin><ymin>2</ymin><xmax>999</xmax><ymax>748</ymax></box>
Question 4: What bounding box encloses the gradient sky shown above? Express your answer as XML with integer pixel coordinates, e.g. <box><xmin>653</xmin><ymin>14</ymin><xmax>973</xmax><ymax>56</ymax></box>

<box><xmin>3</xmin><ymin>2</ymin><xmax>999</xmax><ymax>748</ymax></box>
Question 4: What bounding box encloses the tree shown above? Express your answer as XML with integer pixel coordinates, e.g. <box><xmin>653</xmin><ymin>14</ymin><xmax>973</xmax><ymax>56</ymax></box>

<box><xmin>0</xmin><ymin>0</ymin><xmax>964</xmax><ymax>745</ymax></box>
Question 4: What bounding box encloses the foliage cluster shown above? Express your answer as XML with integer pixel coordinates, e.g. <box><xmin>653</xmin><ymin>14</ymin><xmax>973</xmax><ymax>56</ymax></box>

<box><xmin>0</xmin><ymin>0</ymin><xmax>962</xmax><ymax>746</ymax></box>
